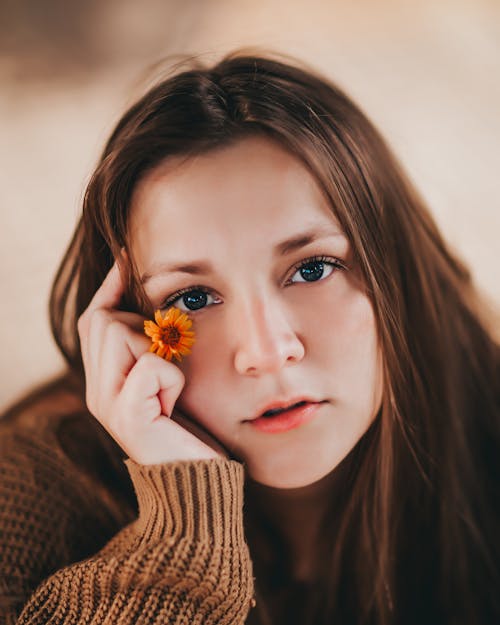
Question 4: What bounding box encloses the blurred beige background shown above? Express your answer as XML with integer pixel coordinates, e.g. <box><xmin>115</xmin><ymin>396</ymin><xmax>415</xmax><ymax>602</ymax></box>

<box><xmin>1</xmin><ymin>0</ymin><xmax>499</xmax><ymax>411</ymax></box>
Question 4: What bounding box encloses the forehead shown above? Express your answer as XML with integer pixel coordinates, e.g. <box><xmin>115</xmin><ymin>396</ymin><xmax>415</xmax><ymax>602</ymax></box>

<box><xmin>129</xmin><ymin>136</ymin><xmax>341</xmax><ymax>251</ymax></box>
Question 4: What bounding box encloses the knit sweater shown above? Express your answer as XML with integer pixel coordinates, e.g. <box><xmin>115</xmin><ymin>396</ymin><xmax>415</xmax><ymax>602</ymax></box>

<box><xmin>0</xmin><ymin>386</ymin><xmax>264</xmax><ymax>625</ymax></box>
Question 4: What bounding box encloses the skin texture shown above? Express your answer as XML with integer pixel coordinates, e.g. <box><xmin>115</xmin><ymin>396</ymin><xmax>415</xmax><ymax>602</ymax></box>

<box><xmin>129</xmin><ymin>135</ymin><xmax>383</xmax><ymax>489</ymax></box>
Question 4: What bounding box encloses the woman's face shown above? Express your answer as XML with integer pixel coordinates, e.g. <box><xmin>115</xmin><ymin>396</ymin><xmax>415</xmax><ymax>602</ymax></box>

<box><xmin>129</xmin><ymin>136</ymin><xmax>383</xmax><ymax>488</ymax></box>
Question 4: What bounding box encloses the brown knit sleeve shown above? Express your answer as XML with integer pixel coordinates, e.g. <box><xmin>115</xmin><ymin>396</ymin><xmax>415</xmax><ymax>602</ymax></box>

<box><xmin>2</xmin><ymin>447</ymin><xmax>256</xmax><ymax>624</ymax></box>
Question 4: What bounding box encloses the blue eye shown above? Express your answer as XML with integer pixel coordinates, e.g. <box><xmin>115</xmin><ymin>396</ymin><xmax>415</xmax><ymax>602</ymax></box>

<box><xmin>287</xmin><ymin>255</ymin><xmax>346</xmax><ymax>284</ymax></box>
<box><xmin>178</xmin><ymin>290</ymin><xmax>208</xmax><ymax>311</ymax></box>
<box><xmin>161</xmin><ymin>287</ymin><xmax>220</xmax><ymax>313</ymax></box>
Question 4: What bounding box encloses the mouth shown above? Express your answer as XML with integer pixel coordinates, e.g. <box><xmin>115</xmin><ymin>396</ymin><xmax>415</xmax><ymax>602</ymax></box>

<box><xmin>245</xmin><ymin>400</ymin><xmax>325</xmax><ymax>434</ymax></box>
<box><xmin>260</xmin><ymin>400</ymin><xmax>310</xmax><ymax>417</ymax></box>
<box><xmin>245</xmin><ymin>397</ymin><xmax>324</xmax><ymax>422</ymax></box>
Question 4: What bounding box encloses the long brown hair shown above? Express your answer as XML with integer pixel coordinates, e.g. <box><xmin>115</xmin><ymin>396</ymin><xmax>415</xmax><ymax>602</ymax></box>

<box><xmin>14</xmin><ymin>49</ymin><xmax>500</xmax><ymax>623</ymax></box>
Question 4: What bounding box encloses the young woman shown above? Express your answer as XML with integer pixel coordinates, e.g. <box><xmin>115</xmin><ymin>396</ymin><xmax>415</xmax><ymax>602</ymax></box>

<box><xmin>1</xmin><ymin>50</ymin><xmax>498</xmax><ymax>625</ymax></box>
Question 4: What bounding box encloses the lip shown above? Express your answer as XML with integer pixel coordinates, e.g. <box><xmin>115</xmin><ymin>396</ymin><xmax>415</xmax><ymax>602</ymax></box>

<box><xmin>249</xmin><ymin>396</ymin><xmax>322</xmax><ymax>422</ymax></box>
<box><xmin>246</xmin><ymin>401</ymin><xmax>323</xmax><ymax>434</ymax></box>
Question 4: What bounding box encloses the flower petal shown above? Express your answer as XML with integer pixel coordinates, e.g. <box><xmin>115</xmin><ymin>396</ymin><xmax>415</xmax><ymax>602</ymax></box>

<box><xmin>144</xmin><ymin>321</ymin><xmax>159</xmax><ymax>337</ymax></box>
<box><xmin>169</xmin><ymin>308</ymin><xmax>182</xmax><ymax>323</ymax></box>
<box><xmin>154</xmin><ymin>310</ymin><xmax>164</xmax><ymax>326</ymax></box>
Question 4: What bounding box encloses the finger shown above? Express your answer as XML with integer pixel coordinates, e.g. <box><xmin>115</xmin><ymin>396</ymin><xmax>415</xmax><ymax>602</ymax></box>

<box><xmin>120</xmin><ymin>352</ymin><xmax>185</xmax><ymax>421</ymax></box>
<box><xmin>79</xmin><ymin>304</ymin><xmax>145</xmax><ymax>380</ymax></box>
<box><xmin>87</xmin><ymin>260</ymin><xmax>125</xmax><ymax>314</ymax></box>
<box><xmin>86</xmin><ymin>309</ymin><xmax>149</xmax><ymax>364</ymax></box>
<box><xmin>81</xmin><ymin>309</ymin><xmax>110</xmax><ymax>397</ymax></box>
<box><xmin>81</xmin><ymin>309</ymin><xmax>149</xmax><ymax>414</ymax></box>
<box><xmin>113</xmin><ymin>411</ymin><xmax>220</xmax><ymax>465</ymax></box>
<box><xmin>104</xmin><ymin>309</ymin><xmax>147</xmax><ymax>333</ymax></box>
<box><xmin>97</xmin><ymin>320</ymin><xmax>152</xmax><ymax>405</ymax></box>
<box><xmin>77</xmin><ymin>261</ymin><xmax>123</xmax><ymax>349</ymax></box>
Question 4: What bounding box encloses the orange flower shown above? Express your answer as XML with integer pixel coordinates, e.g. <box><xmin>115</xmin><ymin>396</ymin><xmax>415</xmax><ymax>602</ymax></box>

<box><xmin>144</xmin><ymin>308</ymin><xmax>195</xmax><ymax>362</ymax></box>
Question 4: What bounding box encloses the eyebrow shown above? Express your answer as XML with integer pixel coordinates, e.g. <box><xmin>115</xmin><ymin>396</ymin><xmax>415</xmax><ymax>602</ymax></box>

<box><xmin>140</xmin><ymin>226</ymin><xmax>346</xmax><ymax>285</ymax></box>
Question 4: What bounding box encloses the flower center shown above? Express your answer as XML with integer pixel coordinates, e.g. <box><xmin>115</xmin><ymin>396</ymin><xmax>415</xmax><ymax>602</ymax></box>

<box><xmin>161</xmin><ymin>325</ymin><xmax>181</xmax><ymax>346</ymax></box>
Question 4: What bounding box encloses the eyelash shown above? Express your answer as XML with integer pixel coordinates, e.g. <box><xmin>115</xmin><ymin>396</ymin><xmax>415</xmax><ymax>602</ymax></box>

<box><xmin>158</xmin><ymin>255</ymin><xmax>348</xmax><ymax>313</ymax></box>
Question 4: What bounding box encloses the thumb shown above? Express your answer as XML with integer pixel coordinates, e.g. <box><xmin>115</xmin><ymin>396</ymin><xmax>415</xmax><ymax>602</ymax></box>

<box><xmin>156</xmin><ymin>359</ymin><xmax>186</xmax><ymax>417</ymax></box>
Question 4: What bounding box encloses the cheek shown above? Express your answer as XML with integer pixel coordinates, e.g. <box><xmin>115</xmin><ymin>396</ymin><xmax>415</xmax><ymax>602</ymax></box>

<box><xmin>175</xmin><ymin>326</ymin><xmax>227</xmax><ymax>421</ymax></box>
<box><xmin>312</xmin><ymin>281</ymin><xmax>377</xmax><ymax>354</ymax></box>
<box><xmin>312</xmin><ymin>283</ymin><xmax>382</xmax><ymax>398</ymax></box>
<box><xmin>337</xmin><ymin>293</ymin><xmax>378</xmax><ymax>359</ymax></box>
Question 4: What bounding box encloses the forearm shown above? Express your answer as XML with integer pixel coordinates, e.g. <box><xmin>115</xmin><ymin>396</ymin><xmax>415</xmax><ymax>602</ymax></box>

<box><xmin>8</xmin><ymin>458</ymin><xmax>255</xmax><ymax>625</ymax></box>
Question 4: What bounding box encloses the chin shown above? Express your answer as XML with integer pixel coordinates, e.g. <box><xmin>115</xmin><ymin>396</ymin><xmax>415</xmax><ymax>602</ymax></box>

<box><xmin>245</xmin><ymin>457</ymin><xmax>340</xmax><ymax>489</ymax></box>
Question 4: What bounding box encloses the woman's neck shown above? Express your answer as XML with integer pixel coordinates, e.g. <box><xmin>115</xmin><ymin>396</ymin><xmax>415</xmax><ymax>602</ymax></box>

<box><xmin>244</xmin><ymin>453</ymin><xmax>354</xmax><ymax>584</ymax></box>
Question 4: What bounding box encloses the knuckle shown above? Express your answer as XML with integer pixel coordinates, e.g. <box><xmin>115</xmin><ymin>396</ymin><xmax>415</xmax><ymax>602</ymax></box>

<box><xmin>80</xmin><ymin>308</ymin><xmax>110</xmax><ymax>336</ymax></box>
<box><xmin>167</xmin><ymin>360</ymin><xmax>186</xmax><ymax>385</ymax></box>
<box><xmin>92</xmin><ymin>308</ymin><xmax>112</xmax><ymax>325</ymax></box>
<box><xmin>106</xmin><ymin>318</ymin><xmax>125</xmax><ymax>338</ymax></box>
<box><xmin>138</xmin><ymin>353</ymin><xmax>185</xmax><ymax>388</ymax></box>
<box><xmin>136</xmin><ymin>351</ymin><xmax>159</xmax><ymax>370</ymax></box>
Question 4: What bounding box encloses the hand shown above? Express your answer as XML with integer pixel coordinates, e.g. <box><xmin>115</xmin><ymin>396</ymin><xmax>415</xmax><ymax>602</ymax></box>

<box><xmin>77</xmin><ymin>260</ymin><xmax>228</xmax><ymax>465</ymax></box>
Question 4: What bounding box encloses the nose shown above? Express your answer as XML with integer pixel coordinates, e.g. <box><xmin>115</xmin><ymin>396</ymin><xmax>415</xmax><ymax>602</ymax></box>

<box><xmin>233</xmin><ymin>295</ymin><xmax>305</xmax><ymax>376</ymax></box>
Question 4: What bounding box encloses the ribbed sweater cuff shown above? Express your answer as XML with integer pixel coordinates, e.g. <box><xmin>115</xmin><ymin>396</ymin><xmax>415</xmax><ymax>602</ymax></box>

<box><xmin>124</xmin><ymin>457</ymin><xmax>246</xmax><ymax>547</ymax></box>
